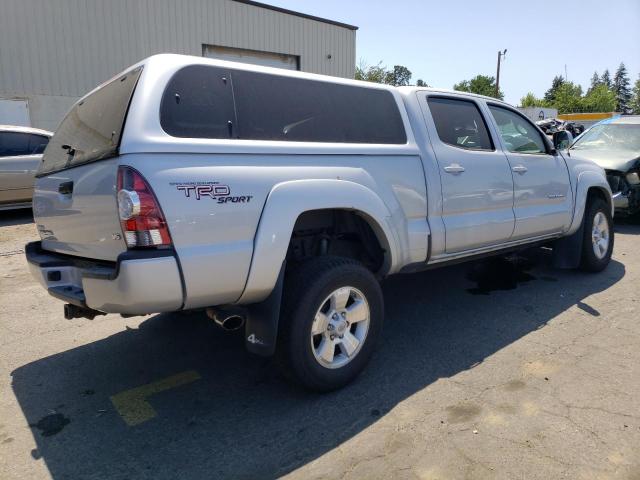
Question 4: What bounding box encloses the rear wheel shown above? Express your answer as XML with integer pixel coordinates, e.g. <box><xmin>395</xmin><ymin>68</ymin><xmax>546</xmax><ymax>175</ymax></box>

<box><xmin>580</xmin><ymin>197</ymin><xmax>614</xmax><ymax>272</ymax></box>
<box><xmin>278</xmin><ymin>256</ymin><xmax>383</xmax><ymax>392</ymax></box>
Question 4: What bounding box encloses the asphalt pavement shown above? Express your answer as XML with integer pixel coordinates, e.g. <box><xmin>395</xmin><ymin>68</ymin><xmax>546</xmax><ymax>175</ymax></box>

<box><xmin>1</xmin><ymin>209</ymin><xmax>639</xmax><ymax>479</ymax></box>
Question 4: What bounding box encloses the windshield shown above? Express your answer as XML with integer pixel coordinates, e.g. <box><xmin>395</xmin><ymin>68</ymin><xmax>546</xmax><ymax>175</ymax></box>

<box><xmin>571</xmin><ymin>123</ymin><xmax>640</xmax><ymax>153</ymax></box>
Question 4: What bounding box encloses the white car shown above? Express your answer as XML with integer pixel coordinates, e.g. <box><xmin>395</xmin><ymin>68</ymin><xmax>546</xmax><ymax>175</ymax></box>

<box><xmin>26</xmin><ymin>54</ymin><xmax>613</xmax><ymax>391</ymax></box>
<box><xmin>0</xmin><ymin>125</ymin><xmax>52</xmax><ymax>210</ymax></box>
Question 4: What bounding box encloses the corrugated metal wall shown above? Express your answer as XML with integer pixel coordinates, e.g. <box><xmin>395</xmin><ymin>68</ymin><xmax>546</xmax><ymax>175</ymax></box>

<box><xmin>0</xmin><ymin>0</ymin><xmax>356</xmax><ymax>129</ymax></box>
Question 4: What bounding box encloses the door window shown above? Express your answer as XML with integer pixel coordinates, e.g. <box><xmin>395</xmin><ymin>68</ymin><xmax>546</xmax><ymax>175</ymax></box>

<box><xmin>488</xmin><ymin>106</ymin><xmax>547</xmax><ymax>154</ymax></box>
<box><xmin>427</xmin><ymin>97</ymin><xmax>493</xmax><ymax>151</ymax></box>
<box><xmin>0</xmin><ymin>132</ymin><xmax>30</xmax><ymax>157</ymax></box>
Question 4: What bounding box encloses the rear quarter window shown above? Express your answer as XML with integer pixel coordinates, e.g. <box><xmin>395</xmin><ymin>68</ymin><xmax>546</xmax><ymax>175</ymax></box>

<box><xmin>160</xmin><ymin>65</ymin><xmax>407</xmax><ymax>144</ymax></box>
<box><xmin>29</xmin><ymin>134</ymin><xmax>49</xmax><ymax>154</ymax></box>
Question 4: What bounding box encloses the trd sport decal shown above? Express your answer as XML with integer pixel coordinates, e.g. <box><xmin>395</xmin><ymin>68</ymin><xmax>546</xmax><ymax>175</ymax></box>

<box><xmin>170</xmin><ymin>182</ymin><xmax>253</xmax><ymax>204</ymax></box>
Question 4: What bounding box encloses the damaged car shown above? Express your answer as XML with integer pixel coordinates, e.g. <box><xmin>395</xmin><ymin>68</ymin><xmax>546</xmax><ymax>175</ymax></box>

<box><xmin>567</xmin><ymin>116</ymin><xmax>640</xmax><ymax>216</ymax></box>
<box><xmin>536</xmin><ymin>118</ymin><xmax>584</xmax><ymax>137</ymax></box>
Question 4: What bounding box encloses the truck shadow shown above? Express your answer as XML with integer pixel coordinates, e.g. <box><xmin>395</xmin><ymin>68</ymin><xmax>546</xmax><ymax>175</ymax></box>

<box><xmin>0</xmin><ymin>208</ymin><xmax>33</xmax><ymax>227</ymax></box>
<box><xmin>11</xmin><ymin>249</ymin><xmax>625</xmax><ymax>479</ymax></box>
<box><xmin>614</xmin><ymin>214</ymin><xmax>640</xmax><ymax>235</ymax></box>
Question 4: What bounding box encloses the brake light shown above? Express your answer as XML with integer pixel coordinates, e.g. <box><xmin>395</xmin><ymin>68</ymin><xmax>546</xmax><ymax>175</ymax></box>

<box><xmin>116</xmin><ymin>166</ymin><xmax>172</xmax><ymax>248</ymax></box>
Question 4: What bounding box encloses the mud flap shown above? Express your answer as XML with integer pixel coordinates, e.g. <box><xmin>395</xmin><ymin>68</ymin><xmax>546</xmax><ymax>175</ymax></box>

<box><xmin>552</xmin><ymin>221</ymin><xmax>585</xmax><ymax>269</ymax></box>
<box><xmin>244</xmin><ymin>262</ymin><xmax>285</xmax><ymax>356</ymax></box>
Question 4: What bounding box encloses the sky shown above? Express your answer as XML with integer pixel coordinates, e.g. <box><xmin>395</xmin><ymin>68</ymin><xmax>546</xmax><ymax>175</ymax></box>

<box><xmin>267</xmin><ymin>0</ymin><xmax>640</xmax><ymax>105</ymax></box>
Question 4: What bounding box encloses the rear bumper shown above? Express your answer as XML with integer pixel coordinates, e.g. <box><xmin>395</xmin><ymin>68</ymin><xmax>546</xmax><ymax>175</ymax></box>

<box><xmin>25</xmin><ymin>242</ymin><xmax>184</xmax><ymax>315</ymax></box>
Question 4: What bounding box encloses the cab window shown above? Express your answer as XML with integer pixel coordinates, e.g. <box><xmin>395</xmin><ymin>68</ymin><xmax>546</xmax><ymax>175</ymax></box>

<box><xmin>427</xmin><ymin>97</ymin><xmax>494</xmax><ymax>151</ymax></box>
<box><xmin>489</xmin><ymin>106</ymin><xmax>547</xmax><ymax>154</ymax></box>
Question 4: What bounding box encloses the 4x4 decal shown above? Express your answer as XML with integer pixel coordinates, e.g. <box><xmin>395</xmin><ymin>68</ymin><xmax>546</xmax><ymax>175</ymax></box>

<box><xmin>171</xmin><ymin>182</ymin><xmax>253</xmax><ymax>204</ymax></box>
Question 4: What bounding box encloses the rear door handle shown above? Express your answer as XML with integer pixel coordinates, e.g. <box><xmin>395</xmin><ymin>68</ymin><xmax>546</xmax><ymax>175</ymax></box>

<box><xmin>512</xmin><ymin>165</ymin><xmax>528</xmax><ymax>174</ymax></box>
<box><xmin>444</xmin><ymin>163</ymin><xmax>465</xmax><ymax>174</ymax></box>
<box><xmin>58</xmin><ymin>181</ymin><xmax>73</xmax><ymax>195</ymax></box>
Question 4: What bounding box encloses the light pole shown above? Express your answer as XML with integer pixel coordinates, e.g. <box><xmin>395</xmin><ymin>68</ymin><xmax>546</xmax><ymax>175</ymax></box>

<box><xmin>495</xmin><ymin>49</ymin><xmax>507</xmax><ymax>98</ymax></box>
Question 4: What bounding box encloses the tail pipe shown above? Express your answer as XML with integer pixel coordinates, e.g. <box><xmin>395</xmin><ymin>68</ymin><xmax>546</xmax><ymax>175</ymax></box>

<box><xmin>206</xmin><ymin>307</ymin><xmax>246</xmax><ymax>331</ymax></box>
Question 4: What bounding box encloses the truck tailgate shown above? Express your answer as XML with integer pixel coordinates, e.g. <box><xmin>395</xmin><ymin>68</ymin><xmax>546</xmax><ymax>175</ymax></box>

<box><xmin>33</xmin><ymin>159</ymin><xmax>126</xmax><ymax>261</ymax></box>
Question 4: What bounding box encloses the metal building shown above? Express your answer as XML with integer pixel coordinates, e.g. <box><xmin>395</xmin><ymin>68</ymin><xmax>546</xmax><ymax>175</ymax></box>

<box><xmin>0</xmin><ymin>0</ymin><xmax>357</xmax><ymax>131</ymax></box>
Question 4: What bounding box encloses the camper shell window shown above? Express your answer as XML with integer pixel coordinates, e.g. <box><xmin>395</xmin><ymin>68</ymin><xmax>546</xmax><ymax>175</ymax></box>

<box><xmin>160</xmin><ymin>65</ymin><xmax>407</xmax><ymax>144</ymax></box>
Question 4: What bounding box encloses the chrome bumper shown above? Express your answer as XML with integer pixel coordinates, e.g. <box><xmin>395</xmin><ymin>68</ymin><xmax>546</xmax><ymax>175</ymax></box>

<box><xmin>612</xmin><ymin>191</ymin><xmax>629</xmax><ymax>210</ymax></box>
<box><xmin>25</xmin><ymin>242</ymin><xmax>184</xmax><ymax>315</ymax></box>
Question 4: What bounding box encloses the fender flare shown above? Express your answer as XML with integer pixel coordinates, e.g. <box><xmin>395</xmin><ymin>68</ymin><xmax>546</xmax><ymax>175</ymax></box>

<box><xmin>237</xmin><ymin>179</ymin><xmax>400</xmax><ymax>304</ymax></box>
<box><xmin>567</xmin><ymin>170</ymin><xmax>613</xmax><ymax>235</ymax></box>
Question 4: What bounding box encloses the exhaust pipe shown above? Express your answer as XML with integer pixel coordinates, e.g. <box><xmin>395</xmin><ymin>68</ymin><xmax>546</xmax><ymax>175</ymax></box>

<box><xmin>206</xmin><ymin>307</ymin><xmax>246</xmax><ymax>331</ymax></box>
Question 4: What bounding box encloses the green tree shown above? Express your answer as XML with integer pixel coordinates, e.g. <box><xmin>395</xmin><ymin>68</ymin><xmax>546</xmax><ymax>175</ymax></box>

<box><xmin>385</xmin><ymin>65</ymin><xmax>412</xmax><ymax>86</ymax></box>
<box><xmin>544</xmin><ymin>75</ymin><xmax>565</xmax><ymax>103</ymax></box>
<box><xmin>355</xmin><ymin>60</ymin><xmax>388</xmax><ymax>83</ymax></box>
<box><xmin>552</xmin><ymin>82</ymin><xmax>583</xmax><ymax>113</ymax></box>
<box><xmin>355</xmin><ymin>60</ymin><xmax>414</xmax><ymax>86</ymax></box>
<box><xmin>613</xmin><ymin>62</ymin><xmax>632</xmax><ymax>113</ymax></box>
<box><xmin>416</xmin><ymin>79</ymin><xmax>428</xmax><ymax>87</ymax></box>
<box><xmin>581</xmin><ymin>84</ymin><xmax>616</xmax><ymax>112</ymax></box>
<box><xmin>520</xmin><ymin>92</ymin><xmax>546</xmax><ymax>107</ymax></box>
<box><xmin>601</xmin><ymin>69</ymin><xmax>612</xmax><ymax>89</ymax></box>
<box><xmin>587</xmin><ymin>71</ymin><xmax>601</xmax><ymax>94</ymax></box>
<box><xmin>453</xmin><ymin>74</ymin><xmax>503</xmax><ymax>99</ymax></box>
<box><xmin>631</xmin><ymin>75</ymin><xmax>640</xmax><ymax>115</ymax></box>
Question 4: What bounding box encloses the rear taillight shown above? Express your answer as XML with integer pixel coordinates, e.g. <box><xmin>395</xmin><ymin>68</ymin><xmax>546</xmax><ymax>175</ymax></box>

<box><xmin>116</xmin><ymin>166</ymin><xmax>172</xmax><ymax>248</ymax></box>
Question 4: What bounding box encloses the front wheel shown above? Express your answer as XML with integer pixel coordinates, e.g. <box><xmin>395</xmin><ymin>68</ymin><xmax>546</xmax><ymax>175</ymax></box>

<box><xmin>580</xmin><ymin>197</ymin><xmax>614</xmax><ymax>272</ymax></box>
<box><xmin>277</xmin><ymin>256</ymin><xmax>384</xmax><ymax>392</ymax></box>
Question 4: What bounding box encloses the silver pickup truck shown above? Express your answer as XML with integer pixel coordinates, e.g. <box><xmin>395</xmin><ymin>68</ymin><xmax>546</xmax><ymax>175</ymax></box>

<box><xmin>26</xmin><ymin>54</ymin><xmax>613</xmax><ymax>391</ymax></box>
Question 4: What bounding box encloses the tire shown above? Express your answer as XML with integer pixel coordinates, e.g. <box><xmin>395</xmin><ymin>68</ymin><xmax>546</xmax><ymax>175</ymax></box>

<box><xmin>580</xmin><ymin>196</ymin><xmax>614</xmax><ymax>272</ymax></box>
<box><xmin>277</xmin><ymin>256</ymin><xmax>384</xmax><ymax>392</ymax></box>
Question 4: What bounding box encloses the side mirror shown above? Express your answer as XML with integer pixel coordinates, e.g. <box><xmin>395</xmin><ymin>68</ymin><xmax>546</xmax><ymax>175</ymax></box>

<box><xmin>553</xmin><ymin>130</ymin><xmax>573</xmax><ymax>150</ymax></box>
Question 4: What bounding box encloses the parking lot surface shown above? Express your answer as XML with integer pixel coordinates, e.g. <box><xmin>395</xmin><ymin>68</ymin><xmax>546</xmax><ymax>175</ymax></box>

<box><xmin>1</xmin><ymin>209</ymin><xmax>639</xmax><ymax>480</ymax></box>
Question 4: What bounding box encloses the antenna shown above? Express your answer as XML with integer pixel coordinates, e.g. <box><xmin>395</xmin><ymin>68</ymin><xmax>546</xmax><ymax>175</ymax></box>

<box><xmin>495</xmin><ymin>49</ymin><xmax>507</xmax><ymax>98</ymax></box>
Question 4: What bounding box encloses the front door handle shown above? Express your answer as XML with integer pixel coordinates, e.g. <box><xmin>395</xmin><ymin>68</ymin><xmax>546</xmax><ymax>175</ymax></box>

<box><xmin>444</xmin><ymin>163</ymin><xmax>465</xmax><ymax>174</ymax></box>
<box><xmin>512</xmin><ymin>165</ymin><xmax>528</xmax><ymax>174</ymax></box>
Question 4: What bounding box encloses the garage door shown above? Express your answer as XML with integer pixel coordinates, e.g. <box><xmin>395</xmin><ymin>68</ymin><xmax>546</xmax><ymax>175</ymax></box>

<box><xmin>0</xmin><ymin>99</ymin><xmax>30</xmax><ymax>127</ymax></box>
<box><xmin>203</xmin><ymin>44</ymin><xmax>299</xmax><ymax>71</ymax></box>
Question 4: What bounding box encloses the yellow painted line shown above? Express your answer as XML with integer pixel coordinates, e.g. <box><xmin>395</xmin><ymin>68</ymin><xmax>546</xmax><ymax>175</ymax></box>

<box><xmin>558</xmin><ymin>112</ymin><xmax>617</xmax><ymax>121</ymax></box>
<box><xmin>110</xmin><ymin>370</ymin><xmax>201</xmax><ymax>426</ymax></box>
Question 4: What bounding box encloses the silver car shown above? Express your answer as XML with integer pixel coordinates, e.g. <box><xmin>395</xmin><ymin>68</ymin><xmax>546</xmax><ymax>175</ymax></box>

<box><xmin>0</xmin><ymin>125</ymin><xmax>52</xmax><ymax>210</ymax></box>
<box><xmin>568</xmin><ymin>116</ymin><xmax>640</xmax><ymax>216</ymax></box>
